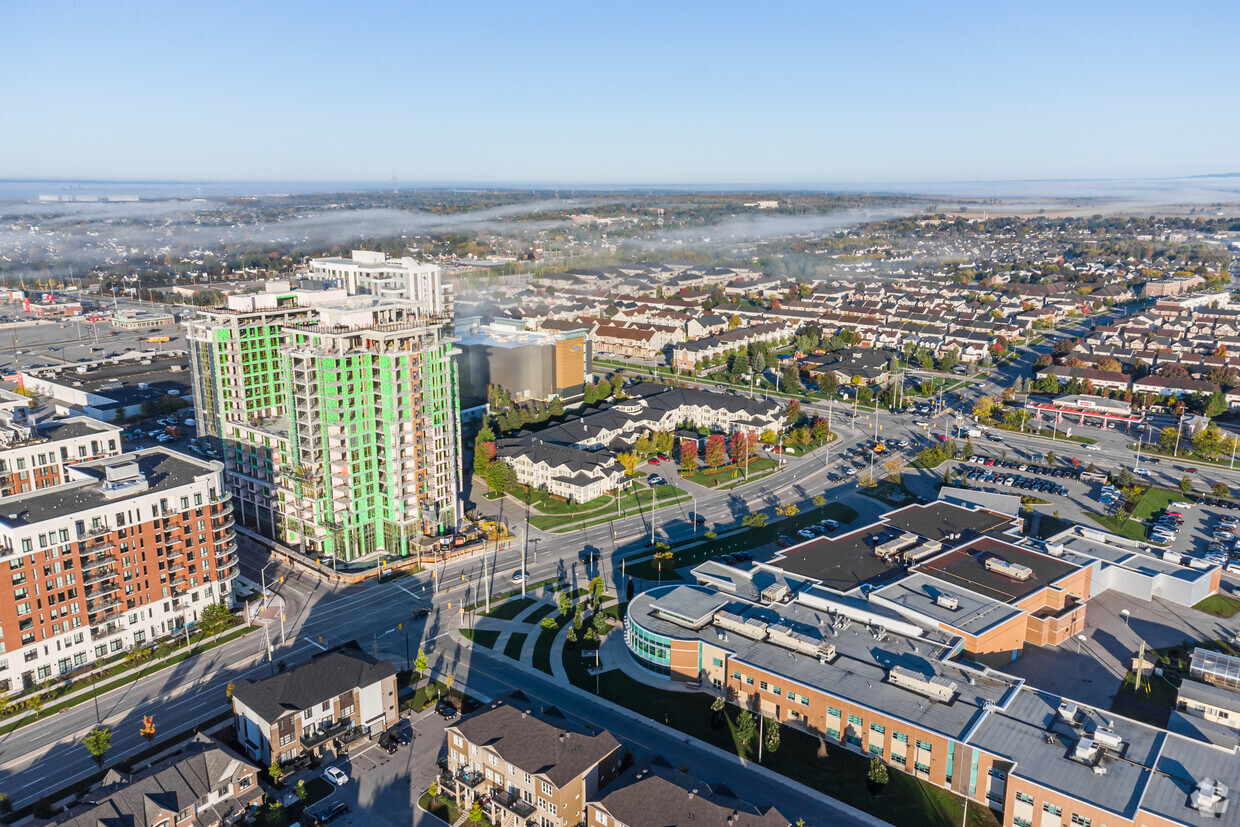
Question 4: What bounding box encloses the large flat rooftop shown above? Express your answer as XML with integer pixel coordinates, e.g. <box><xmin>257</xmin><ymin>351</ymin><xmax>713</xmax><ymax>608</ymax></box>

<box><xmin>630</xmin><ymin>586</ymin><xmax>1018</xmax><ymax>742</ymax></box>
<box><xmin>0</xmin><ymin>448</ymin><xmax>218</xmax><ymax>527</ymax></box>
<box><xmin>883</xmin><ymin>501</ymin><xmax>1015</xmax><ymax>543</ymax></box>
<box><xmin>767</xmin><ymin>524</ymin><xmax>905</xmax><ymax>592</ymax></box>
<box><xmin>915</xmin><ymin>536</ymin><xmax>1081</xmax><ymax>603</ymax></box>
<box><xmin>869</xmin><ymin>571</ymin><xmax>1026</xmax><ymax>637</ymax></box>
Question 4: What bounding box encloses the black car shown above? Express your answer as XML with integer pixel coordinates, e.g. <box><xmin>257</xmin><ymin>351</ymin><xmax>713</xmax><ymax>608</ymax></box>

<box><xmin>694</xmin><ymin>515</ymin><xmax>707</xmax><ymax>525</ymax></box>
<box><xmin>411</xmin><ymin>607</ymin><xmax>430</xmax><ymax>620</ymax></box>
<box><xmin>827</xmin><ymin>473</ymin><xmax>843</xmax><ymax>482</ymax></box>
<box><xmin>397</xmin><ymin>726</ymin><xmax>413</xmax><ymax>745</ymax></box>
<box><xmin>319</xmin><ymin>802</ymin><xmax>350</xmax><ymax>824</ymax></box>
<box><xmin>579</xmin><ymin>549</ymin><xmax>600</xmax><ymax>562</ymax></box>
<box><xmin>379</xmin><ymin>733</ymin><xmax>398</xmax><ymax>753</ymax></box>
<box><xmin>436</xmin><ymin>703</ymin><xmax>459</xmax><ymax>720</ymax></box>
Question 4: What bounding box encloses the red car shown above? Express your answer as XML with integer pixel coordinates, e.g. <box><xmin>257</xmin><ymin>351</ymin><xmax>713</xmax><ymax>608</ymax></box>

<box><xmin>648</xmin><ymin>458</ymin><xmax>660</xmax><ymax>465</ymax></box>
<box><xmin>1184</xmin><ymin>468</ymin><xmax>1199</xmax><ymax>474</ymax></box>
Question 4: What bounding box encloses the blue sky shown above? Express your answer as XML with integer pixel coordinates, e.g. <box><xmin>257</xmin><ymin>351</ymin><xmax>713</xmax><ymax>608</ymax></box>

<box><xmin>2</xmin><ymin>1</ymin><xmax>1237</xmax><ymax>185</ymax></box>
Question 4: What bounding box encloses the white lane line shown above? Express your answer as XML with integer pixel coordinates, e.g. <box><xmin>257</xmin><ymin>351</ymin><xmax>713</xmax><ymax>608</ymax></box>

<box><xmin>308</xmin><ymin>638</ymin><xmax>327</xmax><ymax>651</ymax></box>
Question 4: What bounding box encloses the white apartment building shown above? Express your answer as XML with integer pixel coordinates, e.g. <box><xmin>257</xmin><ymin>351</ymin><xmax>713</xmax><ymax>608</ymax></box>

<box><xmin>309</xmin><ymin>250</ymin><xmax>451</xmax><ymax>312</ymax></box>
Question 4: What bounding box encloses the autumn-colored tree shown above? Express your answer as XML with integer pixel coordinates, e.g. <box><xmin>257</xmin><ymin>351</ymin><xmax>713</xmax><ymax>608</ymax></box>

<box><xmin>786</xmin><ymin>400</ymin><xmax>802</xmax><ymax>425</ymax></box>
<box><xmin>678</xmin><ymin>440</ymin><xmax>697</xmax><ymax>469</ymax></box>
<box><xmin>617</xmin><ymin>451</ymin><xmax>640</xmax><ymax>476</ymax></box>
<box><xmin>704</xmin><ymin>434</ymin><xmax>728</xmax><ymax>469</ymax></box>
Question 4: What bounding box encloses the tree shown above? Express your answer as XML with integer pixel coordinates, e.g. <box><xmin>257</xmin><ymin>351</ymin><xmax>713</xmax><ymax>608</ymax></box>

<box><xmin>782</xmin><ymin>366</ymin><xmax>801</xmax><ymax>392</ymax></box>
<box><xmin>268</xmin><ymin>760</ymin><xmax>283</xmax><ymax>786</ymax></box>
<box><xmin>226</xmin><ymin>681</ymin><xmax>236</xmax><ymax>699</ymax></box>
<box><xmin>811</xmin><ymin>417</ymin><xmax>830</xmax><ymax>443</ymax></box>
<box><xmin>583</xmin><ymin>383</ymin><xmax>598</xmax><ymax>405</ymax></box>
<box><xmin>1045</xmin><ymin>450</ymin><xmax>1056</xmax><ymax>467</ymax></box>
<box><xmin>295</xmin><ymin>779</ymin><xmax>308</xmax><ymax>802</ymax></box>
<box><xmin>483</xmin><ymin>460</ymin><xmax>514</xmax><ymax>495</ymax></box>
<box><xmin>961</xmin><ymin>440</ymin><xmax>974</xmax><ymax>460</ymax></box>
<box><xmin>1116</xmin><ymin>468</ymin><xmax>1135</xmax><ymax>489</ymax></box>
<box><xmin>1160</xmin><ymin>426</ymin><xmax>1179</xmax><ymax>453</ymax></box>
<box><xmin>1180</xmin><ymin>476</ymin><xmax>1194</xmax><ymax>495</ymax></box>
<box><xmin>549</xmin><ymin>397</ymin><xmax>565</xmax><ymax>417</ymax></box>
<box><xmin>704</xmin><ymin>434</ymin><xmax>728</xmax><ymax>469</ymax></box>
<box><xmin>654</xmin><ymin>430</ymin><xmax>674</xmax><ymax>454</ymax></box>
<box><xmin>741</xmin><ymin>512</ymin><xmax>769</xmax><ymax>528</ymax></box>
<box><xmin>711</xmin><ymin>696</ymin><xmax>725</xmax><ymax>714</ymax></box>
<box><xmin>764</xmin><ymin>718</ymin><xmax>781</xmax><ymax>754</ymax></box>
<box><xmin>760</xmin><ymin>428</ymin><xmax>777</xmax><ymax>444</ymax></box>
<box><xmin>679</xmin><ymin>440</ymin><xmax>697</xmax><ymax>469</ymax></box>
<box><xmin>1214</xmin><ymin>482</ymin><xmax>1231</xmax><ymax>498</ymax></box>
<box><xmin>592</xmin><ymin>611</ymin><xmax>609</xmax><ymax>636</ymax></box>
<box><xmin>565</xmin><ymin>625</ymin><xmax>578</xmax><ymax>645</ymax></box>
<box><xmin>868</xmin><ymin>755</ymin><xmax>889</xmax><ymax>786</ymax></box>
<box><xmin>596</xmin><ymin>377</ymin><xmax>612</xmax><ymax>400</ymax></box>
<box><xmin>1206</xmin><ymin>389</ymin><xmax>1228</xmax><ymax>418</ymax></box>
<box><xmin>617</xmin><ymin>451</ymin><xmax>640</xmax><ymax>477</ymax></box>
<box><xmin>469</xmin><ymin>801</ymin><xmax>485</xmax><ymax>823</ymax></box>
<box><xmin>821</xmin><ymin>373</ymin><xmax>840</xmax><ymax>396</ymax></box>
<box><xmin>635</xmin><ymin>434</ymin><xmax>654</xmax><ymax>456</ymax></box>
<box><xmin>728</xmin><ymin>314</ymin><xmax>742</xmax><ymax>330</ymax></box>
<box><xmin>199</xmin><ymin>602</ymin><xmax>234</xmax><ymax>640</ymax></box>
<box><xmin>938</xmin><ymin>349</ymin><xmax>959</xmax><ymax>373</ymax></box>
<box><xmin>557</xmin><ymin>591</ymin><xmax>573</xmax><ymax>616</ymax></box>
<box><xmin>83</xmin><ymin>726</ymin><xmax>112</xmax><ymax>771</ymax></box>
<box><xmin>589</xmin><ymin>575</ymin><xmax>606</xmax><ymax>606</ymax></box>
<box><xmin>972</xmin><ymin>396</ymin><xmax>999</xmax><ymax>423</ymax></box>
<box><xmin>735</xmin><ymin>711</ymin><xmax>757</xmax><ymax>751</ymax></box>
<box><xmin>786</xmin><ymin>400</ymin><xmax>802</xmax><ymax>425</ymax></box>
<box><xmin>414</xmin><ymin>648</ymin><xmax>429</xmax><ymax>682</ymax></box>
<box><xmin>812</xmin><ymin>494</ymin><xmax>826</xmax><ymax>507</ymax></box>
<box><xmin>540</xmin><ymin>616</ymin><xmax>559</xmax><ymax>631</ymax></box>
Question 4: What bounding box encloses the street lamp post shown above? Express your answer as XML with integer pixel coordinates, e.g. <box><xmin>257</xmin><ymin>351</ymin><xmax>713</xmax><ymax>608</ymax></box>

<box><xmin>1076</xmin><ymin>634</ymin><xmax>1088</xmax><ymax>655</ymax></box>
<box><xmin>1120</xmin><ymin>609</ymin><xmax>1130</xmax><ymax>627</ymax></box>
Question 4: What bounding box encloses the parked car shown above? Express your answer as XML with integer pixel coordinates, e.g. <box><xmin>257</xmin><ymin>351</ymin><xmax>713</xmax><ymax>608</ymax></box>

<box><xmin>319</xmin><ymin>801</ymin><xmax>351</xmax><ymax>823</ymax></box>
<box><xmin>323</xmin><ymin>766</ymin><xmax>349</xmax><ymax>786</ymax></box>
<box><xmin>379</xmin><ymin>733</ymin><xmax>398</xmax><ymax>753</ymax></box>
<box><xmin>435</xmin><ymin>703</ymin><xmax>459</xmax><ymax>720</ymax></box>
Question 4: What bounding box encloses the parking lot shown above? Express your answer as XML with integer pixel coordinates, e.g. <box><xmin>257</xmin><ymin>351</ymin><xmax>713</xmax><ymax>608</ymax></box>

<box><xmin>0</xmin><ymin>315</ymin><xmax>186</xmax><ymax>375</ymax></box>
<box><xmin>954</xmin><ymin>454</ymin><xmax>1075</xmax><ymax>498</ymax></box>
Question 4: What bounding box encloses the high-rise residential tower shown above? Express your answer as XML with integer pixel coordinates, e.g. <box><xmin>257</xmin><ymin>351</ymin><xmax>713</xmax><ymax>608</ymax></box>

<box><xmin>188</xmin><ymin>257</ymin><xmax>462</xmax><ymax>562</ymax></box>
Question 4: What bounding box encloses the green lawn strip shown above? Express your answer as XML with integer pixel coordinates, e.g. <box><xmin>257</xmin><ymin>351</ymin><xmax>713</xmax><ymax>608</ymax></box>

<box><xmin>503</xmin><ymin>485</ymin><xmax>613</xmax><ymax>516</ymax></box>
<box><xmin>503</xmin><ymin>632</ymin><xmax>529</xmax><ymax>660</ymax></box>
<box><xmin>466</xmin><ymin>578</ymin><xmax>562</xmax><ymax>611</ymax></box>
<box><xmin>560</xmin><ymin>647</ymin><xmax>987</xmax><ymax>827</ymax></box>
<box><xmin>461</xmin><ymin>629</ymin><xmax>501</xmax><ymax>649</ymax></box>
<box><xmin>548</xmin><ymin>489</ymin><xmax>692</xmax><ymax>534</ymax></box>
<box><xmin>418</xmin><ymin>790</ymin><xmax>460</xmax><ymax>824</ymax></box>
<box><xmin>531</xmin><ymin>618</ymin><xmax>566</xmax><ymax>674</ymax></box>
<box><xmin>522</xmin><ymin>603</ymin><xmax>558</xmax><ymax>625</ymax></box>
<box><xmin>1130</xmin><ymin>487</ymin><xmax>1180</xmax><ymax>522</ymax></box>
<box><xmin>717</xmin><ymin>468</ymin><xmax>779</xmax><ymax>491</ymax></box>
<box><xmin>1084</xmin><ymin>512</ymin><xmax>1150</xmax><ymax>544</ymax></box>
<box><xmin>484</xmin><ymin>596</ymin><xmax>536</xmax><ymax>620</ymax></box>
<box><xmin>0</xmin><ymin>625</ymin><xmax>257</xmax><ymax>736</ymax></box>
<box><xmin>1193</xmin><ymin>594</ymin><xmax>1240</xmax><ymax>618</ymax></box>
<box><xmin>623</xmin><ymin>502</ymin><xmax>859</xmax><ymax>580</ymax></box>
<box><xmin>680</xmin><ymin>458</ymin><xmax>779</xmax><ymax>489</ymax></box>
<box><xmin>530</xmin><ymin>485</ymin><xmax>689</xmax><ymax>531</ymax></box>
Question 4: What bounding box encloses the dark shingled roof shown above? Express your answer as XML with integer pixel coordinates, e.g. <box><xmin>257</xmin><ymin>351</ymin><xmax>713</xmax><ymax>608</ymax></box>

<box><xmin>52</xmin><ymin>733</ymin><xmax>262</xmax><ymax>826</ymax></box>
<box><xmin>593</xmin><ymin>760</ymin><xmax>789</xmax><ymax>827</ymax></box>
<box><xmin>231</xmin><ymin>642</ymin><xmax>395</xmax><ymax>723</ymax></box>
<box><xmin>450</xmin><ymin>693</ymin><xmax>620</xmax><ymax>788</ymax></box>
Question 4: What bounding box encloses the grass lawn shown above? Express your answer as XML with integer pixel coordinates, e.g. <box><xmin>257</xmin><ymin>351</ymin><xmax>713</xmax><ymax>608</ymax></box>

<box><xmin>560</xmin><ymin>648</ymin><xmax>994</xmax><ymax>827</ymax></box>
<box><xmin>1086</xmin><ymin>486</ymin><xmax>1180</xmax><ymax>544</ymax></box>
<box><xmin>418</xmin><ymin>790</ymin><xmax>460</xmax><ymax>824</ymax></box>
<box><xmin>680</xmin><ymin>457</ymin><xmax>778</xmax><ymax>489</ymax></box>
<box><xmin>1131</xmin><ymin>487</ymin><xmax>1181</xmax><ymax>521</ymax></box>
<box><xmin>504</xmin><ymin>485</ymin><xmax>613</xmax><ymax>516</ymax></box>
<box><xmin>1193</xmin><ymin>593</ymin><xmax>1240</xmax><ymax>618</ymax></box>
<box><xmin>503</xmin><ymin>632</ymin><xmax>528</xmax><ymax>660</ymax></box>
<box><xmin>623</xmin><ymin>501</ymin><xmax>859</xmax><ymax>580</ymax></box>
<box><xmin>523</xmin><ymin>603</ymin><xmax>558</xmax><ymax>625</ymax></box>
<box><xmin>404</xmin><ymin>680</ymin><xmax>467</xmax><ymax>712</ymax></box>
<box><xmin>484</xmin><ymin>596</ymin><xmax>536</xmax><ymax>620</ymax></box>
<box><xmin>531</xmin><ymin>619</ymin><xmax>564</xmax><ymax>674</ymax></box>
<box><xmin>529</xmin><ymin>484</ymin><xmax>690</xmax><ymax>531</ymax></box>
<box><xmin>1111</xmin><ymin>672</ymin><xmax>1180</xmax><ymax>727</ymax></box>
<box><xmin>462</xmin><ymin>628</ymin><xmax>500</xmax><ymax>649</ymax></box>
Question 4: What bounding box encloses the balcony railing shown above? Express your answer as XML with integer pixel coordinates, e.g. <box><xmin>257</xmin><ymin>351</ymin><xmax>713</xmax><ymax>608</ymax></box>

<box><xmin>81</xmin><ymin>554</ymin><xmax>115</xmax><ymax>572</ymax></box>
<box><xmin>300</xmin><ymin>718</ymin><xmax>353</xmax><ymax>749</ymax></box>
<box><xmin>455</xmin><ymin>769</ymin><xmax>485</xmax><ymax>789</ymax></box>
<box><xmin>86</xmin><ymin>524</ymin><xmax>111</xmax><ymax>538</ymax></box>
<box><xmin>83</xmin><ymin>566</ymin><xmax>115</xmax><ymax>584</ymax></box>
<box><xmin>491</xmin><ymin>791</ymin><xmax>536</xmax><ymax>819</ymax></box>
<box><xmin>85</xmin><ymin>581</ymin><xmax>120</xmax><ymax>598</ymax></box>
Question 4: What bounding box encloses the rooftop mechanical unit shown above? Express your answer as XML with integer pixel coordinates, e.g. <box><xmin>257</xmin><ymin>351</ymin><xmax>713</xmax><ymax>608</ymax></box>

<box><xmin>935</xmin><ymin>593</ymin><xmax>960</xmax><ymax>611</ymax></box>
<box><xmin>875</xmin><ymin>532</ymin><xmax>919</xmax><ymax>560</ymax></box>
<box><xmin>887</xmin><ymin>665</ymin><xmax>959</xmax><ymax>703</ymax></box>
<box><xmin>713</xmin><ymin>611</ymin><xmax>769</xmax><ymax>640</ymax></box>
<box><xmin>984</xmin><ymin>556</ymin><xmax>1034</xmax><ymax>581</ymax></box>
<box><xmin>767</xmin><ymin>623</ymin><xmax>836</xmax><ymax>661</ymax></box>
<box><xmin>1191</xmin><ymin>779</ymin><xmax>1230</xmax><ymax>818</ymax></box>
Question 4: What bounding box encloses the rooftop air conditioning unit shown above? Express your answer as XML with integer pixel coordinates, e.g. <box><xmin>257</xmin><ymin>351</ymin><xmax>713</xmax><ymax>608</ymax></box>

<box><xmin>935</xmin><ymin>593</ymin><xmax>960</xmax><ymax>611</ymax></box>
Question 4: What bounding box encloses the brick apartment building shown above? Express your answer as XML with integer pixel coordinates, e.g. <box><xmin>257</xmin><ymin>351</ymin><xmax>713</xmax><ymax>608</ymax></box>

<box><xmin>0</xmin><ymin>447</ymin><xmax>237</xmax><ymax>693</ymax></box>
